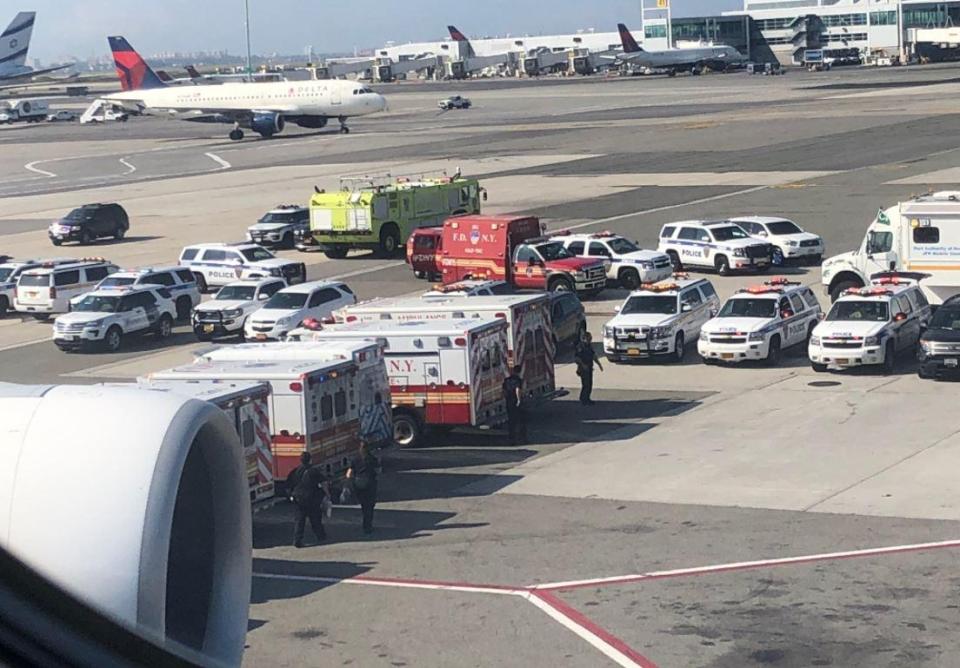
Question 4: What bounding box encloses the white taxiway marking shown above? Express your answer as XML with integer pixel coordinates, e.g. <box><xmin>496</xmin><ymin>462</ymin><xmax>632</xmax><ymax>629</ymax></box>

<box><xmin>205</xmin><ymin>152</ymin><xmax>231</xmax><ymax>170</ymax></box>
<box><xmin>118</xmin><ymin>157</ymin><xmax>136</xmax><ymax>174</ymax></box>
<box><xmin>24</xmin><ymin>160</ymin><xmax>56</xmax><ymax>178</ymax></box>
<box><xmin>0</xmin><ymin>336</ymin><xmax>52</xmax><ymax>354</ymax></box>
<box><xmin>326</xmin><ymin>261</ymin><xmax>406</xmax><ymax>280</ymax></box>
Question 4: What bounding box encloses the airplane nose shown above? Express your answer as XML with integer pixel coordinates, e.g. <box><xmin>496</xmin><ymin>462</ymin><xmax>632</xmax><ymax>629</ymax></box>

<box><xmin>376</xmin><ymin>94</ymin><xmax>388</xmax><ymax>112</ymax></box>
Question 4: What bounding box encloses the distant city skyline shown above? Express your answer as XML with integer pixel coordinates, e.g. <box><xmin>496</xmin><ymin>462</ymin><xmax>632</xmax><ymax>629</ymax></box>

<box><xmin>19</xmin><ymin>0</ymin><xmax>739</xmax><ymax>63</ymax></box>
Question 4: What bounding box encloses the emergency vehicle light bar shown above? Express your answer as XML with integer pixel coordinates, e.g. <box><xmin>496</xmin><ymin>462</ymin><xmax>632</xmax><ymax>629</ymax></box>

<box><xmin>844</xmin><ymin>286</ymin><xmax>893</xmax><ymax>297</ymax></box>
<box><xmin>765</xmin><ymin>277</ymin><xmax>800</xmax><ymax>287</ymax></box>
<box><xmin>639</xmin><ymin>283</ymin><xmax>678</xmax><ymax>292</ymax></box>
<box><xmin>672</xmin><ymin>272</ymin><xmax>690</xmax><ymax>280</ymax></box>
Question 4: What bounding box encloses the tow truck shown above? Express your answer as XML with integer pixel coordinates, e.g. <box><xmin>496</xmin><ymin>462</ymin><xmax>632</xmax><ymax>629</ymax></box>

<box><xmin>439</xmin><ymin>215</ymin><xmax>608</xmax><ymax>296</ymax></box>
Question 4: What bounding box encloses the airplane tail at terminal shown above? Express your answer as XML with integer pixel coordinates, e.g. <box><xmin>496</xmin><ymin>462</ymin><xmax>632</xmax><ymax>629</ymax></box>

<box><xmin>186</xmin><ymin>65</ymin><xmax>202</xmax><ymax>79</ymax></box>
<box><xmin>108</xmin><ymin>36</ymin><xmax>166</xmax><ymax>91</ymax></box>
<box><xmin>0</xmin><ymin>11</ymin><xmax>35</xmax><ymax>71</ymax></box>
<box><xmin>447</xmin><ymin>25</ymin><xmax>475</xmax><ymax>58</ymax></box>
<box><xmin>617</xmin><ymin>23</ymin><xmax>643</xmax><ymax>54</ymax></box>
<box><xmin>156</xmin><ymin>69</ymin><xmax>172</xmax><ymax>82</ymax></box>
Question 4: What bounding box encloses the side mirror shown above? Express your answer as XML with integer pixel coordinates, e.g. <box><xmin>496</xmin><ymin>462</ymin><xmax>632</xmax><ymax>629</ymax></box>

<box><xmin>818</xmin><ymin>312</ymin><xmax>825</xmax><ymax>321</ymax></box>
<box><xmin>681</xmin><ymin>303</ymin><xmax>692</xmax><ymax>313</ymax></box>
<box><xmin>258</xmin><ymin>293</ymin><xmax>269</xmax><ymax>301</ymax></box>
<box><xmin>780</xmin><ymin>310</ymin><xmax>794</xmax><ymax>319</ymax></box>
<box><xmin>614</xmin><ymin>305</ymin><xmax>621</xmax><ymax>313</ymax></box>
<box><xmin>894</xmin><ymin>312</ymin><xmax>907</xmax><ymax>322</ymax></box>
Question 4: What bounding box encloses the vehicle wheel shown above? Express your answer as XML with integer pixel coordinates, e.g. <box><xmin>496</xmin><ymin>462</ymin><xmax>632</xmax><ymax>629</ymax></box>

<box><xmin>765</xmin><ymin>335</ymin><xmax>782</xmax><ymax>366</ymax></box>
<box><xmin>882</xmin><ymin>341</ymin><xmax>896</xmax><ymax>374</ymax></box>
<box><xmin>156</xmin><ymin>314</ymin><xmax>173</xmax><ymax>339</ymax></box>
<box><xmin>772</xmin><ymin>247</ymin><xmax>784</xmax><ymax>265</ymax></box>
<box><xmin>282</xmin><ymin>232</ymin><xmax>295</xmax><ymax>249</ymax></box>
<box><xmin>715</xmin><ymin>255</ymin><xmax>731</xmax><ymax>276</ymax></box>
<box><xmin>80</xmin><ymin>229</ymin><xmax>93</xmax><ymax>245</ymax></box>
<box><xmin>393</xmin><ymin>412</ymin><xmax>422</xmax><ymax>448</ymax></box>
<box><xmin>229</xmin><ymin>129</ymin><xmax>243</xmax><ymax>141</ymax></box>
<box><xmin>193</xmin><ymin>272</ymin><xmax>208</xmax><ymax>293</ymax></box>
<box><xmin>237</xmin><ymin>328</ymin><xmax>246</xmax><ymax>342</ymax></box>
<box><xmin>667</xmin><ymin>251</ymin><xmax>682</xmax><ymax>271</ymax></box>
<box><xmin>51</xmin><ymin>238</ymin><xmax>62</xmax><ymax>247</ymax></box>
<box><xmin>31</xmin><ymin>314</ymin><xmax>50</xmax><ymax>322</ymax></box>
<box><xmin>0</xmin><ymin>296</ymin><xmax>7</xmax><ymax>317</ymax></box>
<box><xmin>619</xmin><ymin>268</ymin><xmax>641</xmax><ymax>290</ymax></box>
<box><xmin>548</xmin><ymin>276</ymin><xmax>574</xmax><ymax>293</ymax></box>
<box><xmin>811</xmin><ymin>362</ymin><xmax>827</xmax><ymax>373</ymax></box>
<box><xmin>671</xmin><ymin>332</ymin><xmax>685</xmax><ymax>363</ymax></box>
<box><xmin>378</xmin><ymin>224</ymin><xmax>401</xmax><ymax>258</ymax></box>
<box><xmin>114</xmin><ymin>226</ymin><xmax>126</xmax><ymax>241</ymax></box>
<box><xmin>175</xmin><ymin>297</ymin><xmax>191</xmax><ymax>322</ymax></box>
<box><xmin>830</xmin><ymin>279</ymin><xmax>861</xmax><ymax>303</ymax></box>
<box><xmin>323</xmin><ymin>245</ymin><xmax>348</xmax><ymax>260</ymax></box>
<box><xmin>103</xmin><ymin>326</ymin><xmax>122</xmax><ymax>352</ymax></box>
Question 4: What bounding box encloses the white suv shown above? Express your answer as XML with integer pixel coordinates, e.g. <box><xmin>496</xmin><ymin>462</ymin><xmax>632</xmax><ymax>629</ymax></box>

<box><xmin>0</xmin><ymin>258</ymin><xmax>75</xmax><ymax>316</ymax></box>
<box><xmin>603</xmin><ymin>277</ymin><xmax>721</xmax><ymax>363</ymax></box>
<box><xmin>52</xmin><ymin>285</ymin><xmax>177</xmax><ymax>353</ymax></box>
<box><xmin>657</xmin><ymin>220</ymin><xmax>773</xmax><ymax>275</ymax></box>
<box><xmin>423</xmin><ymin>280</ymin><xmax>514</xmax><ymax>297</ymax></box>
<box><xmin>553</xmin><ymin>232</ymin><xmax>673</xmax><ymax>289</ymax></box>
<box><xmin>809</xmin><ymin>278</ymin><xmax>932</xmax><ymax>373</ymax></box>
<box><xmin>192</xmin><ymin>278</ymin><xmax>287</xmax><ymax>341</ymax></box>
<box><xmin>699</xmin><ymin>279</ymin><xmax>822</xmax><ymax>365</ymax></box>
<box><xmin>247</xmin><ymin>205</ymin><xmax>310</xmax><ymax>249</ymax></box>
<box><xmin>15</xmin><ymin>259</ymin><xmax>119</xmax><ymax>319</ymax></box>
<box><xmin>94</xmin><ymin>266</ymin><xmax>200</xmax><ymax>321</ymax></box>
<box><xmin>730</xmin><ymin>217</ymin><xmax>824</xmax><ymax>265</ymax></box>
<box><xmin>178</xmin><ymin>242</ymin><xmax>306</xmax><ymax>292</ymax></box>
<box><xmin>244</xmin><ymin>280</ymin><xmax>356</xmax><ymax>341</ymax></box>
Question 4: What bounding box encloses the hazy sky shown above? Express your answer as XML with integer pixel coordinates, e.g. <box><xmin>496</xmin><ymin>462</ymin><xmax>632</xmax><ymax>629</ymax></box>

<box><xmin>20</xmin><ymin>0</ymin><xmax>740</xmax><ymax>62</ymax></box>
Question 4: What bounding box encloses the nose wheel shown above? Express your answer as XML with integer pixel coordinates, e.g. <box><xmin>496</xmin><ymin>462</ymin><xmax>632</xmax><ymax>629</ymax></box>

<box><xmin>338</xmin><ymin>116</ymin><xmax>350</xmax><ymax>134</ymax></box>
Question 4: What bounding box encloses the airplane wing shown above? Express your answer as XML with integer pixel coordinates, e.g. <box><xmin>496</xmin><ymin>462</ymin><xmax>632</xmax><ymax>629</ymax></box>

<box><xmin>0</xmin><ymin>63</ymin><xmax>73</xmax><ymax>83</ymax></box>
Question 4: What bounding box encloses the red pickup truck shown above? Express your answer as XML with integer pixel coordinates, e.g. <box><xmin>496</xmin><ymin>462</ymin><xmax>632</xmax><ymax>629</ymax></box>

<box><xmin>439</xmin><ymin>215</ymin><xmax>608</xmax><ymax>295</ymax></box>
<box><xmin>406</xmin><ymin>226</ymin><xmax>443</xmax><ymax>280</ymax></box>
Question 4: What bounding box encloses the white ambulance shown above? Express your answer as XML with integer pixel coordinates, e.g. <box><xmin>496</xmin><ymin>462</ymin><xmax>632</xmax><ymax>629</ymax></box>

<box><xmin>122</xmin><ymin>379</ymin><xmax>276</xmax><ymax>504</ymax></box>
<box><xmin>148</xmin><ymin>357</ymin><xmax>362</xmax><ymax>488</ymax></box>
<box><xmin>195</xmin><ymin>338</ymin><xmax>393</xmax><ymax>449</ymax></box>
<box><xmin>337</xmin><ymin>293</ymin><xmax>557</xmax><ymax>404</ymax></box>
<box><xmin>306</xmin><ymin>318</ymin><xmax>509</xmax><ymax>448</ymax></box>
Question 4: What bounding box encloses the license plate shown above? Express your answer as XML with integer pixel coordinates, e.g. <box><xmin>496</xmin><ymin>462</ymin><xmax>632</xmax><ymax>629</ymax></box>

<box><xmin>836</xmin><ymin>359</ymin><xmax>849</xmax><ymax>365</ymax></box>
<box><xmin>256</xmin><ymin>334</ymin><xmax>267</xmax><ymax>340</ymax></box>
<box><xmin>60</xmin><ymin>335</ymin><xmax>75</xmax><ymax>341</ymax></box>
<box><xmin>721</xmin><ymin>353</ymin><xmax>734</xmax><ymax>360</ymax></box>
<box><xmin>203</xmin><ymin>324</ymin><xmax>215</xmax><ymax>333</ymax></box>
<box><xmin>627</xmin><ymin>348</ymin><xmax>641</xmax><ymax>356</ymax></box>
<box><xmin>26</xmin><ymin>291</ymin><xmax>37</xmax><ymax>298</ymax></box>
<box><xmin>946</xmin><ymin>358</ymin><xmax>958</xmax><ymax>368</ymax></box>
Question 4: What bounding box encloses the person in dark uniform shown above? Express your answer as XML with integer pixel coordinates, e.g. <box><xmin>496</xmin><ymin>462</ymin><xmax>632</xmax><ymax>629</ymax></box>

<box><xmin>287</xmin><ymin>452</ymin><xmax>329</xmax><ymax>548</ymax></box>
<box><xmin>575</xmin><ymin>331</ymin><xmax>603</xmax><ymax>405</ymax></box>
<box><xmin>502</xmin><ymin>364</ymin><xmax>526</xmax><ymax>444</ymax></box>
<box><xmin>346</xmin><ymin>442</ymin><xmax>379</xmax><ymax>535</ymax></box>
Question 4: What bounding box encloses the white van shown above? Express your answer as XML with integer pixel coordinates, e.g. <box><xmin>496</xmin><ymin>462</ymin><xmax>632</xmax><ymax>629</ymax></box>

<box><xmin>821</xmin><ymin>192</ymin><xmax>960</xmax><ymax>304</ymax></box>
<box><xmin>14</xmin><ymin>259</ymin><xmax>119</xmax><ymax>319</ymax></box>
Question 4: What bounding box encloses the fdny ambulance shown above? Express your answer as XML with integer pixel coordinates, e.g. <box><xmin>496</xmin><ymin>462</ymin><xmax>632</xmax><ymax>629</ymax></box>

<box><xmin>336</xmin><ymin>293</ymin><xmax>558</xmax><ymax>404</ymax></box>
<box><xmin>306</xmin><ymin>318</ymin><xmax>509</xmax><ymax>448</ymax></box>
<box><xmin>195</xmin><ymin>338</ymin><xmax>393</xmax><ymax>450</ymax></box>
<box><xmin>124</xmin><ymin>379</ymin><xmax>276</xmax><ymax>504</ymax></box>
<box><xmin>148</xmin><ymin>357</ymin><xmax>363</xmax><ymax>486</ymax></box>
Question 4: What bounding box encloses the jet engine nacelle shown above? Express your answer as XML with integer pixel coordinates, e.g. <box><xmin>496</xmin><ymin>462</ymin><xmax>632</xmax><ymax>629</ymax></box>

<box><xmin>0</xmin><ymin>383</ymin><xmax>251</xmax><ymax>666</ymax></box>
<box><xmin>295</xmin><ymin>115</ymin><xmax>328</xmax><ymax>129</ymax></box>
<box><xmin>250</xmin><ymin>111</ymin><xmax>285</xmax><ymax>137</ymax></box>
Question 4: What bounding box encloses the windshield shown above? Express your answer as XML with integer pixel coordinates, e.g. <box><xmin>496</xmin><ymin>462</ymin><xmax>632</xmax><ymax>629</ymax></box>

<box><xmin>536</xmin><ymin>242</ymin><xmax>574</xmax><ymax>261</ymax></box>
<box><xmin>607</xmin><ymin>238</ymin><xmax>640</xmax><ymax>254</ymax></box>
<box><xmin>264</xmin><ymin>292</ymin><xmax>307</xmax><ymax>310</ymax></box>
<box><xmin>62</xmin><ymin>209</ymin><xmax>93</xmax><ymax>223</ymax></box>
<box><xmin>257</xmin><ymin>212</ymin><xmax>298</xmax><ymax>225</ymax></box>
<box><xmin>826</xmin><ymin>301</ymin><xmax>889</xmax><ymax>322</ymax></box>
<box><xmin>98</xmin><ymin>276</ymin><xmax>136</xmax><ymax>288</ymax></box>
<box><xmin>241</xmin><ymin>247</ymin><xmax>276</xmax><ymax>262</ymax></box>
<box><xmin>18</xmin><ymin>274</ymin><xmax>49</xmax><ymax>287</ymax></box>
<box><xmin>0</xmin><ymin>267</ymin><xmax>13</xmax><ymax>282</ymax></box>
<box><xmin>216</xmin><ymin>285</ymin><xmax>257</xmax><ymax>301</ymax></box>
<box><xmin>929</xmin><ymin>307</ymin><xmax>960</xmax><ymax>330</ymax></box>
<box><xmin>718</xmin><ymin>298</ymin><xmax>777</xmax><ymax>318</ymax></box>
<box><xmin>711</xmin><ymin>226</ymin><xmax>750</xmax><ymax>242</ymax></box>
<box><xmin>621</xmin><ymin>295</ymin><xmax>677</xmax><ymax>315</ymax></box>
<box><xmin>767</xmin><ymin>221</ymin><xmax>802</xmax><ymax>235</ymax></box>
<box><xmin>73</xmin><ymin>295</ymin><xmax>120</xmax><ymax>313</ymax></box>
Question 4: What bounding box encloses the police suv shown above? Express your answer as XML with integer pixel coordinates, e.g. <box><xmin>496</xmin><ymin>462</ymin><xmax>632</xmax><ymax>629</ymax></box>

<box><xmin>247</xmin><ymin>205</ymin><xmax>310</xmax><ymax>249</ymax></box>
<box><xmin>730</xmin><ymin>216</ymin><xmax>825</xmax><ymax>265</ymax></box>
<box><xmin>94</xmin><ymin>266</ymin><xmax>201</xmax><ymax>321</ymax></box>
<box><xmin>192</xmin><ymin>278</ymin><xmax>286</xmax><ymax>341</ymax></box>
<box><xmin>178</xmin><ymin>242</ymin><xmax>306</xmax><ymax>292</ymax></box>
<box><xmin>657</xmin><ymin>220</ymin><xmax>772</xmax><ymax>275</ymax></box>
<box><xmin>552</xmin><ymin>231</ymin><xmax>673</xmax><ymax>289</ymax></box>
<box><xmin>808</xmin><ymin>274</ymin><xmax>932</xmax><ymax>373</ymax></box>
<box><xmin>15</xmin><ymin>258</ymin><xmax>119</xmax><ymax>319</ymax></box>
<box><xmin>698</xmin><ymin>279</ymin><xmax>822</xmax><ymax>365</ymax></box>
<box><xmin>0</xmin><ymin>258</ymin><xmax>75</xmax><ymax>316</ymax></box>
<box><xmin>603</xmin><ymin>277</ymin><xmax>720</xmax><ymax>363</ymax></box>
<box><xmin>52</xmin><ymin>285</ymin><xmax>177</xmax><ymax>353</ymax></box>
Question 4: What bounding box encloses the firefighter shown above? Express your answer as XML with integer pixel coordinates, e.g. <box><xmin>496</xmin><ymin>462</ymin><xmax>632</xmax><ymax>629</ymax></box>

<box><xmin>575</xmin><ymin>331</ymin><xmax>603</xmax><ymax>405</ymax></box>
<box><xmin>502</xmin><ymin>364</ymin><xmax>527</xmax><ymax>445</ymax></box>
<box><xmin>346</xmin><ymin>441</ymin><xmax>379</xmax><ymax>535</ymax></box>
<box><xmin>288</xmin><ymin>452</ymin><xmax>330</xmax><ymax>548</ymax></box>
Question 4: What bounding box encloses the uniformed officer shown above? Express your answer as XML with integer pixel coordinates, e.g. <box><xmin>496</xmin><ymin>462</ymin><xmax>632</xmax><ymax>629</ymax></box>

<box><xmin>502</xmin><ymin>364</ymin><xmax>526</xmax><ymax>444</ymax></box>
<box><xmin>287</xmin><ymin>452</ymin><xmax>330</xmax><ymax>548</ymax></box>
<box><xmin>575</xmin><ymin>332</ymin><xmax>603</xmax><ymax>405</ymax></box>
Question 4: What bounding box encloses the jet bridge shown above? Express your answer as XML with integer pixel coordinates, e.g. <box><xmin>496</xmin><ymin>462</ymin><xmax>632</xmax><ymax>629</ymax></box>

<box><xmin>375</xmin><ymin>55</ymin><xmax>443</xmax><ymax>82</ymax></box>
<box><xmin>522</xmin><ymin>48</ymin><xmax>571</xmax><ymax>76</ymax></box>
<box><xmin>446</xmin><ymin>53</ymin><xmax>516</xmax><ymax>79</ymax></box>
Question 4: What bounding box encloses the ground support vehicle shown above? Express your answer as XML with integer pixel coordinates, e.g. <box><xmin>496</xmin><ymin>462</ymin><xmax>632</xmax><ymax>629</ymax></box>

<box><xmin>0</xmin><ymin>98</ymin><xmax>49</xmax><ymax>123</ymax></box>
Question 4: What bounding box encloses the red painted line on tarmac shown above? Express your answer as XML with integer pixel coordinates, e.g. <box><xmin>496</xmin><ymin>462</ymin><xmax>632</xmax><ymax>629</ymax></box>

<box><xmin>534</xmin><ymin>538</ymin><xmax>960</xmax><ymax>592</ymax></box>
<box><xmin>350</xmin><ymin>573</ymin><xmax>522</xmax><ymax>592</ymax></box>
<box><xmin>254</xmin><ymin>570</ymin><xmax>523</xmax><ymax>595</ymax></box>
<box><xmin>529</xmin><ymin>590</ymin><xmax>660</xmax><ymax>668</ymax></box>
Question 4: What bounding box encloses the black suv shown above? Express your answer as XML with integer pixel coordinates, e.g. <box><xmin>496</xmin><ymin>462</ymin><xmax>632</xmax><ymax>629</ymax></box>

<box><xmin>918</xmin><ymin>295</ymin><xmax>960</xmax><ymax>380</ymax></box>
<box><xmin>48</xmin><ymin>203</ymin><xmax>130</xmax><ymax>246</ymax></box>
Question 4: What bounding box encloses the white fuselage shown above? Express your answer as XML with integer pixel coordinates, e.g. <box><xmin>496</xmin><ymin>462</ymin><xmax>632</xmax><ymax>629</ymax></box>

<box><xmin>107</xmin><ymin>79</ymin><xmax>386</xmax><ymax>119</ymax></box>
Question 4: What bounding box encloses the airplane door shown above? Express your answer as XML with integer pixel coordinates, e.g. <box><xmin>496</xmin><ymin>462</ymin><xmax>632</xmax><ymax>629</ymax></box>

<box><xmin>331</xmin><ymin>86</ymin><xmax>342</xmax><ymax>105</ymax></box>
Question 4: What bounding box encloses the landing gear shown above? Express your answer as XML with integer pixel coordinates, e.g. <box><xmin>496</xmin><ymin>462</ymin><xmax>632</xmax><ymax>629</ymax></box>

<box><xmin>338</xmin><ymin>116</ymin><xmax>350</xmax><ymax>134</ymax></box>
<box><xmin>229</xmin><ymin>128</ymin><xmax>244</xmax><ymax>141</ymax></box>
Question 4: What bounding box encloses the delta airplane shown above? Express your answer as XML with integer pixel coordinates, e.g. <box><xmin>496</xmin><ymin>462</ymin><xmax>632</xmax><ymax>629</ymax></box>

<box><xmin>614</xmin><ymin>23</ymin><xmax>744</xmax><ymax>76</ymax></box>
<box><xmin>101</xmin><ymin>36</ymin><xmax>386</xmax><ymax>140</ymax></box>
<box><xmin>0</xmin><ymin>12</ymin><xmax>72</xmax><ymax>83</ymax></box>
